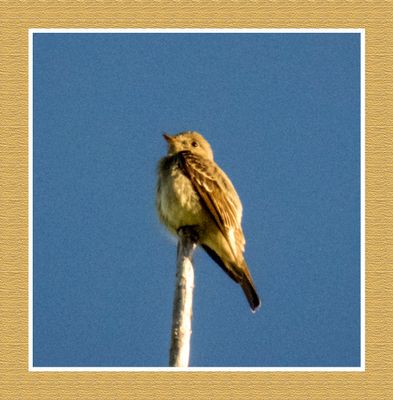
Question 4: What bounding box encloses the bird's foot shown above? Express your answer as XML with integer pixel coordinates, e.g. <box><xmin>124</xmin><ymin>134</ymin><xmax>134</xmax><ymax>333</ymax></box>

<box><xmin>177</xmin><ymin>225</ymin><xmax>199</xmax><ymax>244</ymax></box>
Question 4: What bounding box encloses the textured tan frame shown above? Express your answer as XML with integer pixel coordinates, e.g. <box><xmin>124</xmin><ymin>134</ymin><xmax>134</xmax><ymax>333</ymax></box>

<box><xmin>1</xmin><ymin>1</ymin><xmax>392</xmax><ymax>399</ymax></box>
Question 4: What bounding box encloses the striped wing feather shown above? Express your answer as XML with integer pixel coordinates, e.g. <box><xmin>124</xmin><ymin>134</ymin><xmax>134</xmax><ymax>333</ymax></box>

<box><xmin>177</xmin><ymin>151</ymin><xmax>245</xmax><ymax>255</ymax></box>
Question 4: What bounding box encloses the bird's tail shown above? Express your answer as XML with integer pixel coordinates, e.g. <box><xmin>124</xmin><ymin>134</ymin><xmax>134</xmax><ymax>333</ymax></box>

<box><xmin>201</xmin><ymin>244</ymin><xmax>261</xmax><ymax>312</ymax></box>
<box><xmin>240</xmin><ymin>261</ymin><xmax>261</xmax><ymax>312</ymax></box>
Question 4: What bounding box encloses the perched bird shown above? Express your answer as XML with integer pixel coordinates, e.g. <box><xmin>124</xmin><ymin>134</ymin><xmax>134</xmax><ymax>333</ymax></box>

<box><xmin>156</xmin><ymin>131</ymin><xmax>260</xmax><ymax>312</ymax></box>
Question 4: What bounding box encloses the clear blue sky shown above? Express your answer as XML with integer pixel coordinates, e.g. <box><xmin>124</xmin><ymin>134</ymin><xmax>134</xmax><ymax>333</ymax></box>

<box><xmin>33</xmin><ymin>32</ymin><xmax>361</xmax><ymax>367</ymax></box>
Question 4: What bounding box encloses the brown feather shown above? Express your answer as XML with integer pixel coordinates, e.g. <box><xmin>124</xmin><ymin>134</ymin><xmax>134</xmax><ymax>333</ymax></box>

<box><xmin>177</xmin><ymin>151</ymin><xmax>245</xmax><ymax>259</ymax></box>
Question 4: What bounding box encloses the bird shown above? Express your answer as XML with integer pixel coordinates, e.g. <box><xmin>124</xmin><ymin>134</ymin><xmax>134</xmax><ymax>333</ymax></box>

<box><xmin>156</xmin><ymin>131</ymin><xmax>260</xmax><ymax>312</ymax></box>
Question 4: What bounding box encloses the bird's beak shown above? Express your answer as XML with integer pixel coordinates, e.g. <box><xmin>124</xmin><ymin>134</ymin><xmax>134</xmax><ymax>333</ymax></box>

<box><xmin>163</xmin><ymin>133</ymin><xmax>174</xmax><ymax>143</ymax></box>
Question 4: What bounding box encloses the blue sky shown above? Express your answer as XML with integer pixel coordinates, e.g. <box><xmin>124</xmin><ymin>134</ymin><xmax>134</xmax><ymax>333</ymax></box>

<box><xmin>33</xmin><ymin>32</ymin><xmax>361</xmax><ymax>367</ymax></box>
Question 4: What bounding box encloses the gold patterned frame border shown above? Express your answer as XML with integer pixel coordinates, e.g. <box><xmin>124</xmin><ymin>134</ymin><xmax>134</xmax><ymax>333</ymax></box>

<box><xmin>1</xmin><ymin>1</ymin><xmax>392</xmax><ymax>399</ymax></box>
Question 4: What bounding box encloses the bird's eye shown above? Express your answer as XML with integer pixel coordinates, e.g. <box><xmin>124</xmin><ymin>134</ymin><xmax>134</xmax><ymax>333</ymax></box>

<box><xmin>191</xmin><ymin>141</ymin><xmax>199</xmax><ymax>147</ymax></box>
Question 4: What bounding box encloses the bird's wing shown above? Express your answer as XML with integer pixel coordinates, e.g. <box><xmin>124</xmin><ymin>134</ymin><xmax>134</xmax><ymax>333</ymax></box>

<box><xmin>177</xmin><ymin>151</ymin><xmax>245</xmax><ymax>256</ymax></box>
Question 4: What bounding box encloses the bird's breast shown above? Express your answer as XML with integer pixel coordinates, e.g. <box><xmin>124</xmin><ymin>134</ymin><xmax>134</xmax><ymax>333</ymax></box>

<box><xmin>157</xmin><ymin>163</ymin><xmax>206</xmax><ymax>232</ymax></box>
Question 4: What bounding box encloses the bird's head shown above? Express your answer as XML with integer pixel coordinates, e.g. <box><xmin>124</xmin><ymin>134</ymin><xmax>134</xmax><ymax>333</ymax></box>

<box><xmin>163</xmin><ymin>131</ymin><xmax>214</xmax><ymax>160</ymax></box>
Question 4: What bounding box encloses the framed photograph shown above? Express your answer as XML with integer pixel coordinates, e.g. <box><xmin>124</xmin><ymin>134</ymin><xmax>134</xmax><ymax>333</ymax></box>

<box><xmin>30</xmin><ymin>28</ymin><xmax>363</xmax><ymax>371</ymax></box>
<box><xmin>1</xmin><ymin>2</ymin><xmax>392</xmax><ymax>399</ymax></box>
